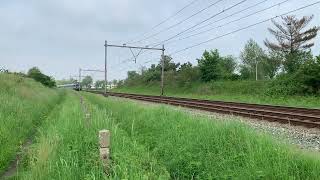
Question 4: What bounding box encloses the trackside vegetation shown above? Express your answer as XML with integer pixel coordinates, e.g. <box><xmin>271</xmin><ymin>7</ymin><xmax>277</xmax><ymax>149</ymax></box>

<box><xmin>12</xmin><ymin>92</ymin><xmax>170</xmax><ymax>179</ymax></box>
<box><xmin>113</xmin><ymin>81</ymin><xmax>320</xmax><ymax>108</ymax></box>
<box><xmin>109</xmin><ymin>15</ymin><xmax>320</xmax><ymax>108</ymax></box>
<box><xmin>2</xmin><ymin>74</ymin><xmax>320</xmax><ymax>179</ymax></box>
<box><xmin>83</xmin><ymin>93</ymin><xmax>320</xmax><ymax>179</ymax></box>
<box><xmin>0</xmin><ymin>74</ymin><xmax>62</xmax><ymax>174</ymax></box>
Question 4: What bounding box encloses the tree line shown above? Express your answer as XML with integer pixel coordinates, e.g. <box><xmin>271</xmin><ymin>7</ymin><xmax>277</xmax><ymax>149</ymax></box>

<box><xmin>1</xmin><ymin>67</ymin><xmax>56</xmax><ymax>88</ymax></box>
<box><xmin>120</xmin><ymin>15</ymin><xmax>320</xmax><ymax>96</ymax></box>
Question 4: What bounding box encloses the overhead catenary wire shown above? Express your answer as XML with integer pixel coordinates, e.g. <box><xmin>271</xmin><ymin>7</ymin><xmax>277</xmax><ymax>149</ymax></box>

<box><xmin>162</xmin><ymin>0</ymin><xmax>292</xmax><ymax>46</ymax></box>
<box><xmin>169</xmin><ymin>1</ymin><xmax>320</xmax><ymax>56</ymax></box>
<box><xmin>180</xmin><ymin>0</ymin><xmax>271</xmax><ymax>36</ymax></box>
<box><xmin>129</xmin><ymin>0</ymin><xmax>225</xmax><ymax>44</ymax></box>
<box><xmin>126</xmin><ymin>0</ymin><xmax>200</xmax><ymax>44</ymax></box>
<box><xmin>148</xmin><ymin>0</ymin><xmax>249</xmax><ymax>47</ymax></box>
<box><xmin>116</xmin><ymin>0</ymin><xmax>247</xmax><ymax>66</ymax></box>
<box><xmin>110</xmin><ymin>1</ymin><xmax>319</xmax><ymax>79</ymax></box>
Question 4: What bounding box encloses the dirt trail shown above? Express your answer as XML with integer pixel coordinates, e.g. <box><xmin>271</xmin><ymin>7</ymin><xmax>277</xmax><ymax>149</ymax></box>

<box><xmin>1</xmin><ymin>138</ymin><xmax>32</xmax><ymax>179</ymax></box>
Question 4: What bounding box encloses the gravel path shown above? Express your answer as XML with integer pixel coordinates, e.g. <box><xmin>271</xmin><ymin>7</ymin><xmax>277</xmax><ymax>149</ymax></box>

<box><xmin>112</xmin><ymin>97</ymin><xmax>320</xmax><ymax>152</ymax></box>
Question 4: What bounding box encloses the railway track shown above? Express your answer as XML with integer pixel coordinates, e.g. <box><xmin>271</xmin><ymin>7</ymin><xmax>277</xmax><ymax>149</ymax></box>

<box><xmin>89</xmin><ymin>91</ymin><xmax>320</xmax><ymax>128</ymax></box>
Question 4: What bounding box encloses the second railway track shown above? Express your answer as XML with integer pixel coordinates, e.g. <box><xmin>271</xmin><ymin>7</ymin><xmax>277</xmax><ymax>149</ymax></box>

<box><xmin>88</xmin><ymin>91</ymin><xmax>320</xmax><ymax>128</ymax></box>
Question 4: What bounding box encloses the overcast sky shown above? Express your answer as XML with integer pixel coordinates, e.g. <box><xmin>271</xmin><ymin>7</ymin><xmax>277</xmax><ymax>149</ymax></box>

<box><xmin>1</xmin><ymin>0</ymin><xmax>319</xmax><ymax>81</ymax></box>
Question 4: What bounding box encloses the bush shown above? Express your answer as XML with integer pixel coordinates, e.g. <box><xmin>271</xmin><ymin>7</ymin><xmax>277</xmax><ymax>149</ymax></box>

<box><xmin>266</xmin><ymin>58</ymin><xmax>320</xmax><ymax>96</ymax></box>
<box><xmin>27</xmin><ymin>67</ymin><xmax>56</xmax><ymax>88</ymax></box>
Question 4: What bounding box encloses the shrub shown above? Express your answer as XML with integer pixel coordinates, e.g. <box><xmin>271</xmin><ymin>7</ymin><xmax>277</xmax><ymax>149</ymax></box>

<box><xmin>27</xmin><ymin>67</ymin><xmax>56</xmax><ymax>88</ymax></box>
<box><xmin>266</xmin><ymin>57</ymin><xmax>320</xmax><ymax>96</ymax></box>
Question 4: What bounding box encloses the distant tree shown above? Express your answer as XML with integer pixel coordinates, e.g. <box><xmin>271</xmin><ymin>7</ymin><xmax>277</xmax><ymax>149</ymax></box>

<box><xmin>264</xmin><ymin>15</ymin><xmax>319</xmax><ymax>73</ymax></box>
<box><xmin>240</xmin><ymin>39</ymin><xmax>267</xmax><ymax>80</ymax></box>
<box><xmin>219</xmin><ymin>55</ymin><xmax>237</xmax><ymax>79</ymax></box>
<box><xmin>56</xmin><ymin>78</ymin><xmax>77</xmax><ymax>85</ymax></box>
<box><xmin>27</xmin><ymin>67</ymin><xmax>56</xmax><ymax>88</ymax></box>
<box><xmin>198</xmin><ymin>49</ymin><xmax>237</xmax><ymax>82</ymax></box>
<box><xmin>125</xmin><ymin>71</ymin><xmax>141</xmax><ymax>86</ymax></box>
<box><xmin>112</xmin><ymin>79</ymin><xmax>118</xmax><ymax>85</ymax></box>
<box><xmin>198</xmin><ymin>49</ymin><xmax>221</xmax><ymax>82</ymax></box>
<box><xmin>176</xmin><ymin>62</ymin><xmax>200</xmax><ymax>87</ymax></box>
<box><xmin>156</xmin><ymin>55</ymin><xmax>180</xmax><ymax>72</ymax></box>
<box><xmin>81</xmin><ymin>76</ymin><xmax>93</xmax><ymax>89</ymax></box>
<box><xmin>95</xmin><ymin>80</ymin><xmax>105</xmax><ymax>89</ymax></box>
<box><xmin>263</xmin><ymin>51</ymin><xmax>282</xmax><ymax>79</ymax></box>
<box><xmin>143</xmin><ymin>64</ymin><xmax>161</xmax><ymax>82</ymax></box>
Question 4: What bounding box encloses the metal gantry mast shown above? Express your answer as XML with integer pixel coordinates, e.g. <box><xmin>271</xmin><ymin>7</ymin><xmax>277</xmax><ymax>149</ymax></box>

<box><xmin>105</xmin><ymin>41</ymin><xmax>165</xmax><ymax>96</ymax></box>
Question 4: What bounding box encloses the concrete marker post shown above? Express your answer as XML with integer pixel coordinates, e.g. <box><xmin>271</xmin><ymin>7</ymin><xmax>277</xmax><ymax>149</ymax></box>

<box><xmin>99</xmin><ymin>130</ymin><xmax>110</xmax><ymax>173</ymax></box>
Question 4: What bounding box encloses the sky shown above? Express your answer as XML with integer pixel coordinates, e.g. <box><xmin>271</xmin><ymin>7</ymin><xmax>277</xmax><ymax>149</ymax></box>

<box><xmin>1</xmin><ymin>0</ymin><xmax>320</xmax><ymax>81</ymax></box>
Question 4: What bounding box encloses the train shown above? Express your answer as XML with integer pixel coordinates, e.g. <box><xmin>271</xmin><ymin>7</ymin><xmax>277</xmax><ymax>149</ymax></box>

<box><xmin>57</xmin><ymin>83</ymin><xmax>81</xmax><ymax>91</ymax></box>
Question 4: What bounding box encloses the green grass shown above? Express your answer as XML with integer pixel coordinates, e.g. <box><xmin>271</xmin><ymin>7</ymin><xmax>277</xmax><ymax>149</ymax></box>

<box><xmin>83</xmin><ymin>93</ymin><xmax>320</xmax><ymax>179</ymax></box>
<box><xmin>113</xmin><ymin>81</ymin><xmax>320</xmax><ymax>108</ymax></box>
<box><xmin>3</xmin><ymin>74</ymin><xmax>320</xmax><ymax>179</ymax></box>
<box><xmin>0</xmin><ymin>74</ymin><xmax>63</xmax><ymax>174</ymax></box>
<box><xmin>15</xmin><ymin>92</ymin><xmax>169</xmax><ymax>179</ymax></box>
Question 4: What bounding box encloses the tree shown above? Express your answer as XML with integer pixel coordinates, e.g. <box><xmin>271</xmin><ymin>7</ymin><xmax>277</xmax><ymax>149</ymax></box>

<box><xmin>240</xmin><ymin>39</ymin><xmax>267</xmax><ymax>80</ymax></box>
<box><xmin>198</xmin><ymin>49</ymin><xmax>237</xmax><ymax>82</ymax></box>
<box><xmin>125</xmin><ymin>71</ymin><xmax>141</xmax><ymax>86</ymax></box>
<box><xmin>263</xmin><ymin>51</ymin><xmax>282</xmax><ymax>79</ymax></box>
<box><xmin>219</xmin><ymin>56</ymin><xmax>237</xmax><ymax>79</ymax></box>
<box><xmin>112</xmin><ymin>79</ymin><xmax>118</xmax><ymax>85</ymax></box>
<box><xmin>95</xmin><ymin>80</ymin><xmax>105</xmax><ymax>89</ymax></box>
<box><xmin>198</xmin><ymin>49</ymin><xmax>221</xmax><ymax>82</ymax></box>
<box><xmin>56</xmin><ymin>78</ymin><xmax>77</xmax><ymax>85</ymax></box>
<box><xmin>81</xmin><ymin>76</ymin><xmax>93</xmax><ymax>89</ymax></box>
<box><xmin>264</xmin><ymin>15</ymin><xmax>319</xmax><ymax>73</ymax></box>
<box><xmin>176</xmin><ymin>62</ymin><xmax>200</xmax><ymax>87</ymax></box>
<box><xmin>156</xmin><ymin>55</ymin><xmax>180</xmax><ymax>72</ymax></box>
<box><xmin>27</xmin><ymin>67</ymin><xmax>56</xmax><ymax>88</ymax></box>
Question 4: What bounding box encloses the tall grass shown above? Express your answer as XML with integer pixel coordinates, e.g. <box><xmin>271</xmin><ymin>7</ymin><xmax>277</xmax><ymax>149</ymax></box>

<box><xmin>10</xmin><ymin>88</ymin><xmax>320</xmax><ymax>179</ymax></box>
<box><xmin>16</xmin><ymin>92</ymin><xmax>169</xmax><ymax>179</ymax></box>
<box><xmin>85</xmin><ymin>93</ymin><xmax>320</xmax><ymax>179</ymax></box>
<box><xmin>114</xmin><ymin>81</ymin><xmax>320</xmax><ymax>108</ymax></box>
<box><xmin>0</xmin><ymin>74</ymin><xmax>62</xmax><ymax>173</ymax></box>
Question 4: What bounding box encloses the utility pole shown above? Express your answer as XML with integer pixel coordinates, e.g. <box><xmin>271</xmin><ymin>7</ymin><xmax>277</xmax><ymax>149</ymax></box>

<box><xmin>161</xmin><ymin>44</ymin><xmax>165</xmax><ymax>96</ymax></box>
<box><xmin>105</xmin><ymin>42</ymin><xmax>165</xmax><ymax>96</ymax></box>
<box><xmin>104</xmin><ymin>40</ymin><xmax>108</xmax><ymax>96</ymax></box>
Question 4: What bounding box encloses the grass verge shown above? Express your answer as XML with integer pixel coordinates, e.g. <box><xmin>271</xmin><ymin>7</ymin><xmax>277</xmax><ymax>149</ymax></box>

<box><xmin>84</xmin><ymin>93</ymin><xmax>320</xmax><ymax>179</ymax></box>
<box><xmin>16</xmin><ymin>91</ymin><xmax>169</xmax><ymax>179</ymax></box>
<box><xmin>0</xmin><ymin>74</ymin><xmax>63</xmax><ymax>174</ymax></box>
<box><xmin>113</xmin><ymin>81</ymin><xmax>320</xmax><ymax>108</ymax></box>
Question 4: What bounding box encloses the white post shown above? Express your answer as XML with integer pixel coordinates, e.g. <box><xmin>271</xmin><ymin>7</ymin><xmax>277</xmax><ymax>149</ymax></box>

<box><xmin>99</xmin><ymin>130</ymin><xmax>110</xmax><ymax>173</ymax></box>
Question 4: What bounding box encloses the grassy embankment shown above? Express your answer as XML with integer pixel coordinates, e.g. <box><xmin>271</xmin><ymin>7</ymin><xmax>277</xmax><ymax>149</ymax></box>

<box><xmin>3</xmin><ymin>74</ymin><xmax>320</xmax><ymax>179</ymax></box>
<box><xmin>0</xmin><ymin>74</ymin><xmax>63</xmax><ymax>174</ymax></box>
<box><xmin>15</xmin><ymin>89</ymin><xmax>320</xmax><ymax>179</ymax></box>
<box><xmin>113</xmin><ymin>80</ymin><xmax>320</xmax><ymax>108</ymax></box>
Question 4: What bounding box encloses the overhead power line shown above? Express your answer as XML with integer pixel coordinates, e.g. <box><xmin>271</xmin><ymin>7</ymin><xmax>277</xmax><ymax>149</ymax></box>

<box><xmin>149</xmin><ymin>0</ymin><xmax>248</xmax><ymax>47</ymax></box>
<box><xmin>129</xmin><ymin>0</ymin><xmax>224</xmax><ymax>44</ymax></box>
<box><xmin>126</xmin><ymin>0</ymin><xmax>200</xmax><ymax>44</ymax></box>
<box><xmin>173</xmin><ymin>0</ymin><xmax>271</xmax><ymax>39</ymax></box>
<box><xmin>163</xmin><ymin>0</ymin><xmax>292</xmax><ymax>46</ymax></box>
<box><xmin>169</xmin><ymin>1</ymin><xmax>320</xmax><ymax>56</ymax></box>
<box><xmin>119</xmin><ymin>0</ymin><xmax>247</xmax><ymax>64</ymax></box>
